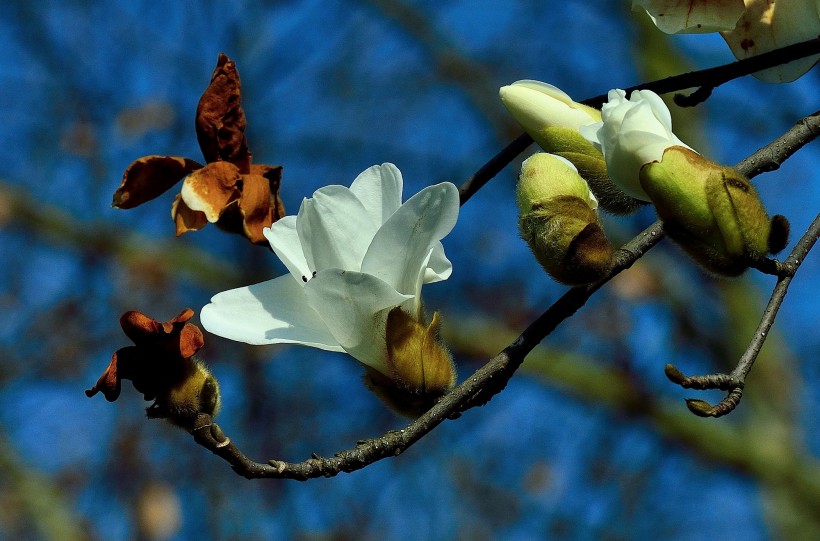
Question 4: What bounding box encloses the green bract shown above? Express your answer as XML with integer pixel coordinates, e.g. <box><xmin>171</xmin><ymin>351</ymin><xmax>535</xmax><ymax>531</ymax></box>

<box><xmin>641</xmin><ymin>147</ymin><xmax>789</xmax><ymax>276</ymax></box>
<box><xmin>500</xmin><ymin>80</ymin><xmax>645</xmax><ymax>214</ymax></box>
<box><xmin>517</xmin><ymin>154</ymin><xmax>613</xmax><ymax>285</ymax></box>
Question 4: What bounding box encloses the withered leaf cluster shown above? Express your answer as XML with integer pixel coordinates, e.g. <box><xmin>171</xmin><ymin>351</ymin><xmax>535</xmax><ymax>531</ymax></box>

<box><xmin>113</xmin><ymin>54</ymin><xmax>284</xmax><ymax>244</ymax></box>
<box><xmin>85</xmin><ymin>309</ymin><xmax>205</xmax><ymax>403</ymax></box>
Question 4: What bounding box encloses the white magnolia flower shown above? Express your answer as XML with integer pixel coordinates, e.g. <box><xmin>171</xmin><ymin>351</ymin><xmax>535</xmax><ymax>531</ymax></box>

<box><xmin>721</xmin><ymin>0</ymin><xmax>820</xmax><ymax>83</ymax></box>
<box><xmin>200</xmin><ymin>164</ymin><xmax>459</xmax><ymax>377</ymax></box>
<box><xmin>499</xmin><ymin>80</ymin><xmax>602</xmax><ymax>134</ymax></box>
<box><xmin>580</xmin><ymin>89</ymin><xmax>692</xmax><ymax>201</ymax></box>
<box><xmin>633</xmin><ymin>0</ymin><xmax>746</xmax><ymax>34</ymax></box>
<box><xmin>635</xmin><ymin>0</ymin><xmax>820</xmax><ymax>82</ymax></box>
<box><xmin>500</xmin><ymin>80</ymin><xmax>649</xmax><ymax>215</ymax></box>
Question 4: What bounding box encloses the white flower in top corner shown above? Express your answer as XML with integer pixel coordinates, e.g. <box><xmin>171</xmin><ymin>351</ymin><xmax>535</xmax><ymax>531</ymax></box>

<box><xmin>721</xmin><ymin>0</ymin><xmax>820</xmax><ymax>83</ymax></box>
<box><xmin>633</xmin><ymin>0</ymin><xmax>746</xmax><ymax>34</ymax></box>
<box><xmin>200</xmin><ymin>163</ymin><xmax>459</xmax><ymax>384</ymax></box>
<box><xmin>580</xmin><ymin>89</ymin><xmax>692</xmax><ymax>201</ymax></box>
<box><xmin>635</xmin><ymin>0</ymin><xmax>820</xmax><ymax>83</ymax></box>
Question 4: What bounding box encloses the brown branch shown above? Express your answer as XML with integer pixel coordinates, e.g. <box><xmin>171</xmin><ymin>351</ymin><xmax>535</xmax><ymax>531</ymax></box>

<box><xmin>190</xmin><ymin>113</ymin><xmax>816</xmax><ymax>477</ymax></box>
<box><xmin>605</xmin><ymin>37</ymin><xmax>820</xmax><ymax>108</ymax></box>
<box><xmin>736</xmin><ymin>110</ymin><xmax>820</xmax><ymax>178</ymax></box>
<box><xmin>458</xmin><ymin>38</ymin><xmax>820</xmax><ymax>205</ymax></box>
<box><xmin>660</xmin><ymin>109</ymin><xmax>820</xmax><ymax>417</ymax></box>
<box><xmin>670</xmin><ymin>38</ymin><xmax>820</xmax><ymax>107</ymax></box>
<box><xmin>665</xmin><ymin>212</ymin><xmax>820</xmax><ymax>417</ymax></box>
<box><xmin>188</xmin><ymin>67</ymin><xmax>820</xmax><ymax>480</ymax></box>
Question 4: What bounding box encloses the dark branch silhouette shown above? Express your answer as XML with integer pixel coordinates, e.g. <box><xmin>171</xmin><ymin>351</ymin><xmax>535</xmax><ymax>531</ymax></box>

<box><xmin>187</xmin><ymin>92</ymin><xmax>820</xmax><ymax>479</ymax></box>
<box><xmin>665</xmin><ymin>212</ymin><xmax>820</xmax><ymax>416</ymax></box>
<box><xmin>458</xmin><ymin>37</ymin><xmax>820</xmax><ymax>205</ymax></box>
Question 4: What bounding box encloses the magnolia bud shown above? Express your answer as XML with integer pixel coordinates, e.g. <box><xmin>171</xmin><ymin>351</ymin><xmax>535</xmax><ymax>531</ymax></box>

<box><xmin>86</xmin><ymin>309</ymin><xmax>222</xmax><ymax>429</ymax></box>
<box><xmin>146</xmin><ymin>358</ymin><xmax>222</xmax><ymax>428</ymax></box>
<box><xmin>500</xmin><ymin>81</ymin><xmax>646</xmax><ymax>214</ymax></box>
<box><xmin>538</xmin><ymin>127</ymin><xmax>645</xmax><ymax>214</ymax></box>
<box><xmin>640</xmin><ymin>146</ymin><xmax>789</xmax><ymax>275</ymax></box>
<box><xmin>517</xmin><ymin>154</ymin><xmax>613</xmax><ymax>285</ymax></box>
<box><xmin>364</xmin><ymin>307</ymin><xmax>456</xmax><ymax>418</ymax></box>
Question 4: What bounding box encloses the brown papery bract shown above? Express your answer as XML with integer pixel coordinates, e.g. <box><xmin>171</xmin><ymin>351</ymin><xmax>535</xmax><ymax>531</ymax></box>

<box><xmin>112</xmin><ymin>54</ymin><xmax>285</xmax><ymax>245</ymax></box>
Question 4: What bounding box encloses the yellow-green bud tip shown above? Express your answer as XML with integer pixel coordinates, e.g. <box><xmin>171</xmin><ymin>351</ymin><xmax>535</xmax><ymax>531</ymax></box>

<box><xmin>518</xmin><ymin>153</ymin><xmax>596</xmax><ymax>212</ymax></box>
<box><xmin>364</xmin><ymin>308</ymin><xmax>456</xmax><ymax>418</ymax></box>
<box><xmin>517</xmin><ymin>154</ymin><xmax>613</xmax><ymax>285</ymax></box>
<box><xmin>641</xmin><ymin>147</ymin><xmax>789</xmax><ymax>276</ymax></box>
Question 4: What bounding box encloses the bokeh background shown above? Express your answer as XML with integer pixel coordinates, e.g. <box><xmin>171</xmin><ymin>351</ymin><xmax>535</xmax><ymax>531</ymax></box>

<box><xmin>1</xmin><ymin>1</ymin><xmax>818</xmax><ymax>540</ymax></box>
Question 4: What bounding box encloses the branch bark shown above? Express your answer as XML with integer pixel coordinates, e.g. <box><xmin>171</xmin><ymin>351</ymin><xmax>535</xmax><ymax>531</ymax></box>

<box><xmin>188</xmin><ymin>99</ymin><xmax>820</xmax><ymax>479</ymax></box>
<box><xmin>665</xmin><ymin>212</ymin><xmax>820</xmax><ymax>416</ymax></box>
<box><xmin>458</xmin><ymin>38</ymin><xmax>820</xmax><ymax>205</ymax></box>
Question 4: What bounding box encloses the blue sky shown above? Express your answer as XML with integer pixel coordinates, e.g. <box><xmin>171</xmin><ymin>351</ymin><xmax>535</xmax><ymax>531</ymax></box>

<box><xmin>1</xmin><ymin>2</ymin><xmax>818</xmax><ymax>540</ymax></box>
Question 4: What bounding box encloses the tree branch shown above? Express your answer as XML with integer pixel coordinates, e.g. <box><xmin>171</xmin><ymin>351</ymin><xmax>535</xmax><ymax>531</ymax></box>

<box><xmin>665</xmin><ymin>212</ymin><xmax>820</xmax><ymax>417</ymax></box>
<box><xmin>736</xmin><ymin>110</ymin><xmax>820</xmax><ymax>177</ymax></box>
<box><xmin>659</xmin><ymin>109</ymin><xmax>820</xmax><ymax>416</ymax></box>
<box><xmin>458</xmin><ymin>38</ymin><xmax>820</xmax><ymax>205</ymax></box>
<box><xmin>188</xmin><ymin>104</ymin><xmax>819</xmax><ymax>478</ymax></box>
<box><xmin>670</xmin><ymin>38</ymin><xmax>820</xmax><ymax>107</ymax></box>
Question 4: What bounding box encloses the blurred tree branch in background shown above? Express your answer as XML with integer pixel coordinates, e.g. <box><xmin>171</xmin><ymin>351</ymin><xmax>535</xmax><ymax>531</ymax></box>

<box><xmin>0</xmin><ymin>434</ymin><xmax>85</xmax><ymax>541</ymax></box>
<box><xmin>2</xmin><ymin>3</ymin><xmax>818</xmax><ymax>539</ymax></box>
<box><xmin>0</xmin><ymin>183</ymin><xmax>238</xmax><ymax>290</ymax></box>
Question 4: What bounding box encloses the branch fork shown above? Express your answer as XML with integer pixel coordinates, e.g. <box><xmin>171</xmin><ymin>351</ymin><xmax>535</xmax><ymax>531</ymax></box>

<box><xmin>664</xmin><ymin>364</ymin><xmax>745</xmax><ymax>417</ymax></box>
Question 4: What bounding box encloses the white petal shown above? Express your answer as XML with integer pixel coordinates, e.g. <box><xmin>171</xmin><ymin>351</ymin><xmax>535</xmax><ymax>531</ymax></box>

<box><xmin>721</xmin><ymin>0</ymin><xmax>820</xmax><ymax>82</ymax></box>
<box><xmin>508</xmin><ymin>80</ymin><xmax>603</xmax><ymax>121</ymax></box>
<box><xmin>592</xmin><ymin>89</ymin><xmax>697</xmax><ymax>201</ymax></box>
<box><xmin>403</xmin><ymin>248</ymin><xmax>434</xmax><ymax>319</ymax></box>
<box><xmin>263</xmin><ymin>218</ymin><xmax>311</xmax><ymax>285</ymax></box>
<box><xmin>424</xmin><ymin>241</ymin><xmax>452</xmax><ymax>283</ymax></box>
<box><xmin>632</xmin><ymin>89</ymin><xmax>674</xmax><ymax>133</ymax></box>
<box><xmin>634</xmin><ymin>0</ymin><xmax>745</xmax><ymax>34</ymax></box>
<box><xmin>510</xmin><ymin>80</ymin><xmax>577</xmax><ymax>105</ymax></box>
<box><xmin>579</xmin><ymin>121</ymin><xmax>604</xmax><ymax>150</ymax></box>
<box><xmin>361</xmin><ymin>182</ymin><xmax>460</xmax><ymax>296</ymax></box>
<box><xmin>349</xmin><ymin>163</ymin><xmax>403</xmax><ymax>228</ymax></box>
<box><xmin>296</xmin><ymin>185</ymin><xmax>375</xmax><ymax>272</ymax></box>
<box><xmin>200</xmin><ymin>275</ymin><xmax>344</xmax><ymax>351</ymax></box>
<box><xmin>303</xmin><ymin>269</ymin><xmax>412</xmax><ymax>373</ymax></box>
<box><xmin>499</xmin><ymin>83</ymin><xmax>599</xmax><ymax>134</ymax></box>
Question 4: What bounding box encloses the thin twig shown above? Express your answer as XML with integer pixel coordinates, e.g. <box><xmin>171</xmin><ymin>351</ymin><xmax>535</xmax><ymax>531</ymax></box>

<box><xmin>458</xmin><ymin>133</ymin><xmax>532</xmax><ymax>205</ymax></box>
<box><xmin>458</xmin><ymin>38</ymin><xmax>820</xmax><ymax>205</ymax></box>
<box><xmin>189</xmin><ymin>57</ymin><xmax>820</xmax><ymax>478</ymax></box>
<box><xmin>665</xmin><ymin>213</ymin><xmax>820</xmax><ymax>417</ymax></box>
<box><xmin>736</xmin><ymin>110</ymin><xmax>820</xmax><ymax>177</ymax></box>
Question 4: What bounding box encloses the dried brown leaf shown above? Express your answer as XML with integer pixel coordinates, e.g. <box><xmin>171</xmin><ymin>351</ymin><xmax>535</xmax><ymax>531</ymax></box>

<box><xmin>114</xmin><ymin>156</ymin><xmax>202</xmax><ymax>209</ymax></box>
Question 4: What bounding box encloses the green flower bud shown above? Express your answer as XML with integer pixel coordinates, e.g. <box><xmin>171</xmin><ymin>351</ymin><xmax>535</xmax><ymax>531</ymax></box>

<box><xmin>541</xmin><ymin>127</ymin><xmax>646</xmax><ymax>215</ymax></box>
<box><xmin>517</xmin><ymin>154</ymin><xmax>613</xmax><ymax>285</ymax></box>
<box><xmin>363</xmin><ymin>307</ymin><xmax>456</xmax><ymax>418</ymax></box>
<box><xmin>500</xmin><ymin>81</ymin><xmax>646</xmax><ymax>214</ymax></box>
<box><xmin>640</xmin><ymin>146</ymin><xmax>789</xmax><ymax>276</ymax></box>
